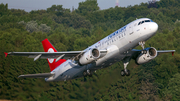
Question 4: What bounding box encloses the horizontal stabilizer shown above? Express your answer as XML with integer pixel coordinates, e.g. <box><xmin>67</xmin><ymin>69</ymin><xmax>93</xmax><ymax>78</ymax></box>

<box><xmin>18</xmin><ymin>73</ymin><xmax>54</xmax><ymax>78</ymax></box>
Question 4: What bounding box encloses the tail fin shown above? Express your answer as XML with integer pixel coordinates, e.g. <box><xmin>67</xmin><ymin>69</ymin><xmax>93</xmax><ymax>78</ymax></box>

<box><xmin>4</xmin><ymin>52</ymin><xmax>8</xmax><ymax>57</ymax></box>
<box><xmin>42</xmin><ymin>39</ymin><xmax>66</xmax><ymax>71</ymax></box>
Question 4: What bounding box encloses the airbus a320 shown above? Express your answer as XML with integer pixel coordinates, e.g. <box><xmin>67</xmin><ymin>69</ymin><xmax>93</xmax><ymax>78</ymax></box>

<box><xmin>5</xmin><ymin>18</ymin><xmax>175</xmax><ymax>82</ymax></box>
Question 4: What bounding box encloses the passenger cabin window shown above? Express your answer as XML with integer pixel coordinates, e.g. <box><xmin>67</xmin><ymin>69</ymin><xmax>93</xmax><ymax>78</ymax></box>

<box><xmin>138</xmin><ymin>20</ymin><xmax>151</xmax><ymax>25</ymax></box>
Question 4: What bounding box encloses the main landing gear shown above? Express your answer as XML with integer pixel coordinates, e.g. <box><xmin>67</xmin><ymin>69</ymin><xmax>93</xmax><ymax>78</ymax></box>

<box><xmin>121</xmin><ymin>62</ymin><xmax>130</xmax><ymax>76</ymax></box>
<box><xmin>121</xmin><ymin>57</ymin><xmax>131</xmax><ymax>76</ymax></box>
<box><xmin>83</xmin><ymin>70</ymin><xmax>93</xmax><ymax>77</ymax></box>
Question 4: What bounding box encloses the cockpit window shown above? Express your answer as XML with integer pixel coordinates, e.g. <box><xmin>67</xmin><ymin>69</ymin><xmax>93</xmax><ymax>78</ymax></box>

<box><xmin>138</xmin><ymin>20</ymin><xmax>152</xmax><ymax>25</ymax></box>
<box><xmin>145</xmin><ymin>20</ymin><xmax>150</xmax><ymax>22</ymax></box>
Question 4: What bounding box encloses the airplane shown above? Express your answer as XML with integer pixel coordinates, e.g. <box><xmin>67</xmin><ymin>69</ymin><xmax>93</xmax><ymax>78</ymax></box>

<box><xmin>4</xmin><ymin>18</ymin><xmax>175</xmax><ymax>82</ymax></box>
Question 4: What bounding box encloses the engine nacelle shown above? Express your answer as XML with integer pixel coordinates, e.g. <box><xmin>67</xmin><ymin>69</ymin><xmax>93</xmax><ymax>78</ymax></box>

<box><xmin>136</xmin><ymin>47</ymin><xmax>157</xmax><ymax>65</ymax></box>
<box><xmin>79</xmin><ymin>48</ymin><xmax>100</xmax><ymax>65</ymax></box>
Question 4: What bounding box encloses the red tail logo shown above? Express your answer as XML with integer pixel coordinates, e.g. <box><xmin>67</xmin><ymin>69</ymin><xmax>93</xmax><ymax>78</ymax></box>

<box><xmin>42</xmin><ymin>39</ymin><xmax>66</xmax><ymax>71</ymax></box>
<box><xmin>47</xmin><ymin>48</ymin><xmax>55</xmax><ymax>63</ymax></box>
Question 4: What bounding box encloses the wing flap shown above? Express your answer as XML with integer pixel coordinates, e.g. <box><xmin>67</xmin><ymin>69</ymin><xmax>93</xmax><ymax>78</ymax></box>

<box><xmin>18</xmin><ymin>73</ymin><xmax>54</xmax><ymax>78</ymax></box>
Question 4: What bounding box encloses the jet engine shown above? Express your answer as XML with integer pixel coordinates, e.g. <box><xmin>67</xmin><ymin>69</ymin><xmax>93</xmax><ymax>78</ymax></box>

<box><xmin>136</xmin><ymin>47</ymin><xmax>157</xmax><ymax>65</ymax></box>
<box><xmin>79</xmin><ymin>48</ymin><xmax>100</xmax><ymax>65</ymax></box>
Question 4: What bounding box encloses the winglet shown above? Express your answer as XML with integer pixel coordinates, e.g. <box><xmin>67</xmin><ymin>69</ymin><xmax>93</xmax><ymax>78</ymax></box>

<box><xmin>4</xmin><ymin>52</ymin><xmax>8</xmax><ymax>57</ymax></box>
<box><xmin>172</xmin><ymin>52</ymin><xmax>174</xmax><ymax>56</ymax></box>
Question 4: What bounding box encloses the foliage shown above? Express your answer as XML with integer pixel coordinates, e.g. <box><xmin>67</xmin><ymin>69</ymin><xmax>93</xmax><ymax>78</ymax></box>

<box><xmin>0</xmin><ymin>0</ymin><xmax>180</xmax><ymax>100</ymax></box>
<box><xmin>76</xmin><ymin>0</ymin><xmax>99</xmax><ymax>16</ymax></box>
<box><xmin>163</xmin><ymin>73</ymin><xmax>180</xmax><ymax>100</ymax></box>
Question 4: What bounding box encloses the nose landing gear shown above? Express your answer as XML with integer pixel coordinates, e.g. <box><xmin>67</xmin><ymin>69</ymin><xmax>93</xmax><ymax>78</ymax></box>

<box><xmin>139</xmin><ymin>41</ymin><xmax>147</xmax><ymax>54</ymax></box>
<box><xmin>139</xmin><ymin>41</ymin><xmax>145</xmax><ymax>49</ymax></box>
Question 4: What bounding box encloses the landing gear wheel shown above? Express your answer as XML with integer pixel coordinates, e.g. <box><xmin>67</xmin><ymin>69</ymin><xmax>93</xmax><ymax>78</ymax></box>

<box><xmin>83</xmin><ymin>70</ymin><xmax>93</xmax><ymax>77</ymax></box>
<box><xmin>121</xmin><ymin>70</ymin><xmax>126</xmax><ymax>76</ymax></box>
<box><xmin>125</xmin><ymin>70</ymin><xmax>130</xmax><ymax>76</ymax></box>
<box><xmin>87</xmin><ymin>70</ymin><xmax>93</xmax><ymax>77</ymax></box>
<box><xmin>121</xmin><ymin>70</ymin><xmax>130</xmax><ymax>76</ymax></box>
<box><xmin>83</xmin><ymin>71</ymin><xmax>87</xmax><ymax>77</ymax></box>
<box><xmin>141</xmin><ymin>50</ymin><xmax>147</xmax><ymax>54</ymax></box>
<box><xmin>139</xmin><ymin>41</ymin><xmax>145</xmax><ymax>49</ymax></box>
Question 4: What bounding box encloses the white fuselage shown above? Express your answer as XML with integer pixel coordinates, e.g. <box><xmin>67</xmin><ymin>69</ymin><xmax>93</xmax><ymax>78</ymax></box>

<box><xmin>45</xmin><ymin>18</ymin><xmax>158</xmax><ymax>81</ymax></box>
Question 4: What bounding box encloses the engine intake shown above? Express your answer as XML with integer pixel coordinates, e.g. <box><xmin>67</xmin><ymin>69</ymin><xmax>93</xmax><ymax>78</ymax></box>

<box><xmin>136</xmin><ymin>47</ymin><xmax>157</xmax><ymax>65</ymax></box>
<box><xmin>92</xmin><ymin>48</ymin><xmax>100</xmax><ymax>58</ymax></box>
<box><xmin>79</xmin><ymin>48</ymin><xmax>100</xmax><ymax>65</ymax></box>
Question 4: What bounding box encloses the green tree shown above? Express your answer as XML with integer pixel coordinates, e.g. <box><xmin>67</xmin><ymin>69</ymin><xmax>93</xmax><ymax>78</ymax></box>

<box><xmin>164</xmin><ymin>73</ymin><xmax>180</xmax><ymax>100</ymax></box>
<box><xmin>26</xmin><ymin>21</ymin><xmax>38</xmax><ymax>33</ymax></box>
<box><xmin>47</xmin><ymin>5</ymin><xmax>70</xmax><ymax>16</ymax></box>
<box><xmin>39</xmin><ymin>24</ymin><xmax>51</xmax><ymax>33</ymax></box>
<box><xmin>76</xmin><ymin>0</ymin><xmax>99</xmax><ymax>16</ymax></box>
<box><xmin>0</xmin><ymin>3</ymin><xmax>9</xmax><ymax>16</ymax></box>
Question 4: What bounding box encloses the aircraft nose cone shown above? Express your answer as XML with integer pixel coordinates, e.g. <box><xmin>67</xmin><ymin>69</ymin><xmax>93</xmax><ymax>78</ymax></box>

<box><xmin>149</xmin><ymin>22</ymin><xmax>158</xmax><ymax>33</ymax></box>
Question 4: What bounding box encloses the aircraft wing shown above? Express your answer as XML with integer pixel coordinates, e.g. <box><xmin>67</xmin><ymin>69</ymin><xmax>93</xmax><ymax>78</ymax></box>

<box><xmin>131</xmin><ymin>49</ymin><xmax>175</xmax><ymax>56</ymax></box>
<box><xmin>5</xmin><ymin>51</ymin><xmax>83</xmax><ymax>60</ymax></box>
<box><xmin>157</xmin><ymin>50</ymin><xmax>175</xmax><ymax>55</ymax></box>
<box><xmin>18</xmin><ymin>73</ymin><xmax>54</xmax><ymax>78</ymax></box>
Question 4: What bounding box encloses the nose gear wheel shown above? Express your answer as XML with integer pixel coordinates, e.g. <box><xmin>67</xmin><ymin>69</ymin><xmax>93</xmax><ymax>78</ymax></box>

<box><xmin>139</xmin><ymin>41</ymin><xmax>145</xmax><ymax>49</ymax></box>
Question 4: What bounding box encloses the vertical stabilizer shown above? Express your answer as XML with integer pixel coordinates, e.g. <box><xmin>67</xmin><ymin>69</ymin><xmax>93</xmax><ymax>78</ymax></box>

<box><xmin>42</xmin><ymin>39</ymin><xmax>66</xmax><ymax>71</ymax></box>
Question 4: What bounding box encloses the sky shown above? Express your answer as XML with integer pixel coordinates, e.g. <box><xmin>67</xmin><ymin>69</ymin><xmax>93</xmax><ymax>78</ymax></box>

<box><xmin>1</xmin><ymin>0</ymin><xmax>159</xmax><ymax>12</ymax></box>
